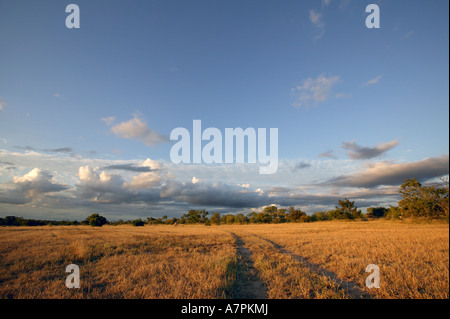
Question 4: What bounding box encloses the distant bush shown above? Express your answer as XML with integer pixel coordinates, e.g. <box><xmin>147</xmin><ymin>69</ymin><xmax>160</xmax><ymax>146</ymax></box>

<box><xmin>367</xmin><ymin>207</ymin><xmax>388</xmax><ymax>218</ymax></box>
<box><xmin>132</xmin><ymin>219</ymin><xmax>145</xmax><ymax>226</ymax></box>
<box><xmin>85</xmin><ymin>214</ymin><xmax>107</xmax><ymax>227</ymax></box>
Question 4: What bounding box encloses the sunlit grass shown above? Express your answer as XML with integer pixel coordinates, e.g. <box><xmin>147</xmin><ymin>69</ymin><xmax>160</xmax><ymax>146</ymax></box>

<box><xmin>0</xmin><ymin>220</ymin><xmax>448</xmax><ymax>299</ymax></box>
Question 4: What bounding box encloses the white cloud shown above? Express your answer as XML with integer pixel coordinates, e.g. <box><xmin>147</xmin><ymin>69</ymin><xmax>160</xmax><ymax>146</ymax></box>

<box><xmin>77</xmin><ymin>166</ymin><xmax>130</xmax><ymax>203</ymax></box>
<box><xmin>78</xmin><ymin>166</ymin><xmax>124</xmax><ymax>188</ymax></box>
<box><xmin>110</xmin><ymin>116</ymin><xmax>168</xmax><ymax>146</ymax></box>
<box><xmin>322</xmin><ymin>0</ymin><xmax>332</xmax><ymax>7</ymax></box>
<box><xmin>292</xmin><ymin>74</ymin><xmax>341</xmax><ymax>107</ymax></box>
<box><xmin>309</xmin><ymin>9</ymin><xmax>325</xmax><ymax>40</ymax></box>
<box><xmin>363</xmin><ymin>75</ymin><xmax>382</xmax><ymax>87</ymax></box>
<box><xmin>13</xmin><ymin>168</ymin><xmax>67</xmax><ymax>196</ymax></box>
<box><xmin>309</xmin><ymin>9</ymin><xmax>324</xmax><ymax>27</ymax></box>
<box><xmin>0</xmin><ymin>168</ymin><xmax>68</xmax><ymax>204</ymax></box>
<box><xmin>192</xmin><ymin>176</ymin><xmax>200</xmax><ymax>184</ymax></box>
<box><xmin>141</xmin><ymin>158</ymin><xmax>162</xmax><ymax>170</ymax></box>
<box><xmin>101</xmin><ymin>116</ymin><xmax>116</xmax><ymax>126</ymax></box>
<box><xmin>335</xmin><ymin>92</ymin><xmax>352</xmax><ymax>99</ymax></box>
<box><xmin>125</xmin><ymin>172</ymin><xmax>161</xmax><ymax>190</ymax></box>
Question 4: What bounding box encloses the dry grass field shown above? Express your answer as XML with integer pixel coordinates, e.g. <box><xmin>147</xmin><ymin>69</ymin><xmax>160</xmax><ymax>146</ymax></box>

<box><xmin>0</xmin><ymin>220</ymin><xmax>448</xmax><ymax>299</ymax></box>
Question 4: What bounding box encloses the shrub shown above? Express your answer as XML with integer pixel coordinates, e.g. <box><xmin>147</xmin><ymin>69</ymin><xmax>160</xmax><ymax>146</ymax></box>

<box><xmin>85</xmin><ymin>214</ymin><xmax>107</xmax><ymax>227</ymax></box>
<box><xmin>367</xmin><ymin>207</ymin><xmax>388</xmax><ymax>218</ymax></box>
<box><xmin>132</xmin><ymin>219</ymin><xmax>145</xmax><ymax>226</ymax></box>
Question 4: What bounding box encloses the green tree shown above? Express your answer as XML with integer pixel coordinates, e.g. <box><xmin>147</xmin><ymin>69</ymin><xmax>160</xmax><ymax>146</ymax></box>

<box><xmin>234</xmin><ymin>213</ymin><xmax>248</xmax><ymax>225</ymax></box>
<box><xmin>288</xmin><ymin>206</ymin><xmax>307</xmax><ymax>222</ymax></box>
<box><xmin>263</xmin><ymin>206</ymin><xmax>278</xmax><ymax>214</ymax></box>
<box><xmin>181</xmin><ymin>210</ymin><xmax>208</xmax><ymax>224</ymax></box>
<box><xmin>85</xmin><ymin>214</ymin><xmax>107</xmax><ymax>227</ymax></box>
<box><xmin>398</xmin><ymin>178</ymin><xmax>449</xmax><ymax>219</ymax></box>
<box><xmin>223</xmin><ymin>214</ymin><xmax>235</xmax><ymax>224</ymax></box>
<box><xmin>386</xmin><ymin>206</ymin><xmax>402</xmax><ymax>219</ymax></box>
<box><xmin>210</xmin><ymin>212</ymin><xmax>221</xmax><ymax>225</ymax></box>
<box><xmin>199</xmin><ymin>210</ymin><xmax>209</xmax><ymax>224</ymax></box>
<box><xmin>330</xmin><ymin>199</ymin><xmax>362</xmax><ymax>219</ymax></box>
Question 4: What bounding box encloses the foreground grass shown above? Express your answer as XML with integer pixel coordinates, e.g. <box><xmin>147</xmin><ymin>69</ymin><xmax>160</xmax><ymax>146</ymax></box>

<box><xmin>0</xmin><ymin>220</ymin><xmax>448</xmax><ymax>299</ymax></box>
<box><xmin>231</xmin><ymin>220</ymin><xmax>449</xmax><ymax>299</ymax></box>
<box><xmin>0</xmin><ymin>225</ymin><xmax>236</xmax><ymax>298</ymax></box>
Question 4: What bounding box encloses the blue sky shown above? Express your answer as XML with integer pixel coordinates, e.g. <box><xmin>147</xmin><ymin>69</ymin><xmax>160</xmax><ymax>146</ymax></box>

<box><xmin>0</xmin><ymin>0</ymin><xmax>448</xmax><ymax>220</ymax></box>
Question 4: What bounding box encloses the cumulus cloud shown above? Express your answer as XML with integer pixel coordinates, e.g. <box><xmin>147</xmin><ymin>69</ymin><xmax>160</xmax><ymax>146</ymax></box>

<box><xmin>342</xmin><ymin>139</ymin><xmax>399</xmax><ymax>160</ymax></box>
<box><xmin>292</xmin><ymin>74</ymin><xmax>340</xmax><ymax>107</ymax></box>
<box><xmin>76</xmin><ymin>166</ymin><xmax>162</xmax><ymax>204</ymax></box>
<box><xmin>109</xmin><ymin>116</ymin><xmax>168</xmax><ymax>146</ymax></box>
<box><xmin>77</xmin><ymin>166</ymin><xmax>130</xmax><ymax>203</ymax></box>
<box><xmin>0</xmin><ymin>168</ymin><xmax>68</xmax><ymax>204</ymax></box>
<box><xmin>125</xmin><ymin>172</ymin><xmax>161</xmax><ymax>190</ymax></box>
<box><xmin>160</xmin><ymin>180</ymin><xmax>273</xmax><ymax>208</ymax></box>
<box><xmin>327</xmin><ymin>155</ymin><xmax>449</xmax><ymax>188</ymax></box>
<box><xmin>140</xmin><ymin>158</ymin><xmax>162</xmax><ymax>170</ymax></box>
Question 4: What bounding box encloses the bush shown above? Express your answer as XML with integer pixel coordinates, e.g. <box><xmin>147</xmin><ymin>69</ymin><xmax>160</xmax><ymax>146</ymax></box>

<box><xmin>85</xmin><ymin>214</ymin><xmax>107</xmax><ymax>227</ymax></box>
<box><xmin>367</xmin><ymin>207</ymin><xmax>388</xmax><ymax>218</ymax></box>
<box><xmin>386</xmin><ymin>206</ymin><xmax>402</xmax><ymax>219</ymax></box>
<box><xmin>132</xmin><ymin>219</ymin><xmax>145</xmax><ymax>226</ymax></box>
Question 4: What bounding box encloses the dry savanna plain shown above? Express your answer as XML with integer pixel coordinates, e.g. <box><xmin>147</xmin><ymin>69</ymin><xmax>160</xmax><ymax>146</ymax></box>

<box><xmin>0</xmin><ymin>220</ymin><xmax>448</xmax><ymax>299</ymax></box>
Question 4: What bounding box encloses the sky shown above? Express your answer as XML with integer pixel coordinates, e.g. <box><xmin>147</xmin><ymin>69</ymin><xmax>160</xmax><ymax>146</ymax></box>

<box><xmin>0</xmin><ymin>0</ymin><xmax>448</xmax><ymax>221</ymax></box>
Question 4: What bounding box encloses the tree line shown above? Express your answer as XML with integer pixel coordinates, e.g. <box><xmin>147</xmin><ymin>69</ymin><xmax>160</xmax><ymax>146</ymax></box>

<box><xmin>1</xmin><ymin>177</ymin><xmax>448</xmax><ymax>227</ymax></box>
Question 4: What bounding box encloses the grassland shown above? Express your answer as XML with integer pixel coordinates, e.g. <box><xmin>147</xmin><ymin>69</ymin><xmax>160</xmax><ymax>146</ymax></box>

<box><xmin>0</xmin><ymin>220</ymin><xmax>448</xmax><ymax>299</ymax></box>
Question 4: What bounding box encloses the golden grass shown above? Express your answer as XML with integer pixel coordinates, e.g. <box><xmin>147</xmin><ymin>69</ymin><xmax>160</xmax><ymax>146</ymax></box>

<box><xmin>0</xmin><ymin>225</ymin><xmax>236</xmax><ymax>299</ymax></box>
<box><xmin>228</xmin><ymin>220</ymin><xmax>449</xmax><ymax>299</ymax></box>
<box><xmin>224</xmin><ymin>230</ymin><xmax>348</xmax><ymax>299</ymax></box>
<box><xmin>0</xmin><ymin>220</ymin><xmax>448</xmax><ymax>299</ymax></box>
